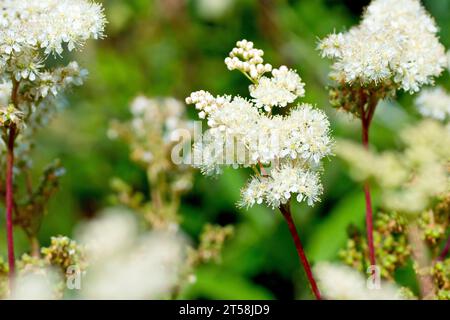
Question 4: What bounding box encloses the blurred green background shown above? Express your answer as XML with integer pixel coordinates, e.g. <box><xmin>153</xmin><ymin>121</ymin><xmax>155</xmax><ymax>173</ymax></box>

<box><xmin>1</xmin><ymin>0</ymin><xmax>449</xmax><ymax>299</ymax></box>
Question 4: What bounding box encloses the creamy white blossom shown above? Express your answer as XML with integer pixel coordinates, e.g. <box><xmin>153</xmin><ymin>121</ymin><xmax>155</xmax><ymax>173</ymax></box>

<box><xmin>187</xmin><ymin>93</ymin><xmax>332</xmax><ymax>174</ymax></box>
<box><xmin>250</xmin><ymin>66</ymin><xmax>305</xmax><ymax>110</ymax></box>
<box><xmin>187</xmin><ymin>40</ymin><xmax>333</xmax><ymax>208</ymax></box>
<box><xmin>318</xmin><ymin>0</ymin><xmax>447</xmax><ymax>93</ymax></box>
<box><xmin>0</xmin><ymin>0</ymin><xmax>106</xmax><ymax>56</ymax></box>
<box><xmin>0</xmin><ymin>0</ymin><xmax>106</xmax><ymax>82</ymax></box>
<box><xmin>239</xmin><ymin>165</ymin><xmax>323</xmax><ymax>209</ymax></box>
<box><xmin>31</xmin><ymin>62</ymin><xmax>88</xmax><ymax>99</ymax></box>
<box><xmin>415</xmin><ymin>87</ymin><xmax>450</xmax><ymax>121</ymax></box>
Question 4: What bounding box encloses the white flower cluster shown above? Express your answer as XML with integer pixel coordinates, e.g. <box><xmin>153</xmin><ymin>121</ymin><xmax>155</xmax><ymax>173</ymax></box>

<box><xmin>109</xmin><ymin>96</ymin><xmax>194</xmax><ymax>167</ymax></box>
<box><xmin>239</xmin><ymin>165</ymin><xmax>323</xmax><ymax>209</ymax></box>
<box><xmin>337</xmin><ymin>120</ymin><xmax>450</xmax><ymax>214</ymax></box>
<box><xmin>318</xmin><ymin>0</ymin><xmax>447</xmax><ymax>93</ymax></box>
<box><xmin>32</xmin><ymin>62</ymin><xmax>89</xmax><ymax>100</ymax></box>
<box><xmin>314</xmin><ymin>263</ymin><xmax>405</xmax><ymax>300</ymax></box>
<box><xmin>0</xmin><ymin>0</ymin><xmax>106</xmax><ymax>81</ymax></box>
<box><xmin>129</xmin><ymin>96</ymin><xmax>192</xmax><ymax>143</ymax></box>
<box><xmin>415</xmin><ymin>87</ymin><xmax>450</xmax><ymax>121</ymax></box>
<box><xmin>187</xmin><ymin>94</ymin><xmax>332</xmax><ymax>174</ymax></box>
<box><xmin>224</xmin><ymin>40</ymin><xmax>272</xmax><ymax>80</ymax></box>
<box><xmin>187</xmin><ymin>40</ymin><xmax>333</xmax><ymax>209</ymax></box>
<box><xmin>250</xmin><ymin>66</ymin><xmax>306</xmax><ymax>111</ymax></box>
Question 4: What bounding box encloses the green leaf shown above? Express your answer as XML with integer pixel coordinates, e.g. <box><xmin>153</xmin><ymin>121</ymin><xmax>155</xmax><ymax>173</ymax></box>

<box><xmin>306</xmin><ymin>189</ymin><xmax>379</xmax><ymax>261</ymax></box>
<box><xmin>185</xmin><ymin>266</ymin><xmax>275</xmax><ymax>300</ymax></box>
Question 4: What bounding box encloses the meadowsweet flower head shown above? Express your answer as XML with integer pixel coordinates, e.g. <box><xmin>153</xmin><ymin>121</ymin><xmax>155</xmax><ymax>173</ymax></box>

<box><xmin>0</xmin><ymin>0</ymin><xmax>106</xmax><ymax>58</ymax></box>
<box><xmin>415</xmin><ymin>87</ymin><xmax>450</xmax><ymax>121</ymax></box>
<box><xmin>187</xmin><ymin>40</ymin><xmax>333</xmax><ymax>209</ymax></box>
<box><xmin>319</xmin><ymin>0</ymin><xmax>447</xmax><ymax>93</ymax></box>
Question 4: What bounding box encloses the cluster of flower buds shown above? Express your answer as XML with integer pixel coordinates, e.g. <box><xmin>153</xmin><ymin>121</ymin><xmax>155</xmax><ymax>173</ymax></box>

<box><xmin>186</xmin><ymin>90</ymin><xmax>226</xmax><ymax>120</ymax></box>
<box><xmin>41</xmin><ymin>236</ymin><xmax>86</xmax><ymax>273</ymax></box>
<box><xmin>0</xmin><ymin>105</ymin><xmax>24</xmax><ymax>128</ymax></box>
<box><xmin>225</xmin><ymin>40</ymin><xmax>272</xmax><ymax>80</ymax></box>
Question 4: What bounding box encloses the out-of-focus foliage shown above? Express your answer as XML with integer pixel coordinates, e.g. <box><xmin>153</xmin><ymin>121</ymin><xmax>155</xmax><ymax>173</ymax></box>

<box><xmin>1</xmin><ymin>0</ymin><xmax>449</xmax><ymax>299</ymax></box>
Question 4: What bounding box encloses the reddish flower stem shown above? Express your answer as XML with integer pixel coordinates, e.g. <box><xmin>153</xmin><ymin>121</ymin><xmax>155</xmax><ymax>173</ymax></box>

<box><xmin>5</xmin><ymin>125</ymin><xmax>16</xmax><ymax>281</ymax></box>
<box><xmin>360</xmin><ymin>92</ymin><xmax>378</xmax><ymax>269</ymax></box>
<box><xmin>438</xmin><ymin>235</ymin><xmax>450</xmax><ymax>261</ymax></box>
<box><xmin>361</xmin><ymin>119</ymin><xmax>376</xmax><ymax>268</ymax></box>
<box><xmin>5</xmin><ymin>79</ymin><xmax>20</xmax><ymax>285</ymax></box>
<box><xmin>279</xmin><ymin>203</ymin><xmax>321</xmax><ymax>300</ymax></box>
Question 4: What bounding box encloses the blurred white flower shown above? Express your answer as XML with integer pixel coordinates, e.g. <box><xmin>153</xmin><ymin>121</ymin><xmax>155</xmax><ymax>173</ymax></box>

<box><xmin>337</xmin><ymin>120</ymin><xmax>450</xmax><ymax>214</ymax></box>
<box><xmin>447</xmin><ymin>51</ymin><xmax>450</xmax><ymax>71</ymax></box>
<box><xmin>77</xmin><ymin>209</ymin><xmax>187</xmax><ymax>299</ymax></box>
<box><xmin>196</xmin><ymin>0</ymin><xmax>234</xmax><ymax>20</ymax></box>
<box><xmin>10</xmin><ymin>268</ymin><xmax>61</xmax><ymax>300</ymax></box>
<box><xmin>0</xmin><ymin>81</ymin><xmax>12</xmax><ymax>107</ymax></box>
<box><xmin>314</xmin><ymin>263</ymin><xmax>404</xmax><ymax>300</ymax></box>
<box><xmin>415</xmin><ymin>87</ymin><xmax>450</xmax><ymax>121</ymax></box>
<box><xmin>76</xmin><ymin>208</ymin><xmax>139</xmax><ymax>262</ymax></box>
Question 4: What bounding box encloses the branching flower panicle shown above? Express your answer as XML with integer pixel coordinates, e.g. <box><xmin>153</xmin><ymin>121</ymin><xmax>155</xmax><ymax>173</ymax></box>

<box><xmin>187</xmin><ymin>39</ymin><xmax>333</xmax><ymax>299</ymax></box>
<box><xmin>187</xmin><ymin>40</ymin><xmax>333</xmax><ymax>209</ymax></box>
<box><xmin>109</xmin><ymin>96</ymin><xmax>194</xmax><ymax>229</ymax></box>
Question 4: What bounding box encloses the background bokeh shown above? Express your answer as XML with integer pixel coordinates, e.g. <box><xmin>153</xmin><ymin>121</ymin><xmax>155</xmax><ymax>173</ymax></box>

<box><xmin>1</xmin><ymin>0</ymin><xmax>449</xmax><ymax>299</ymax></box>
